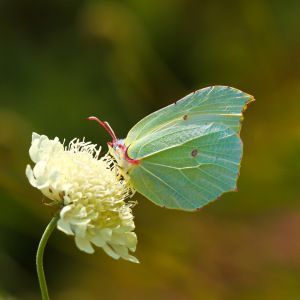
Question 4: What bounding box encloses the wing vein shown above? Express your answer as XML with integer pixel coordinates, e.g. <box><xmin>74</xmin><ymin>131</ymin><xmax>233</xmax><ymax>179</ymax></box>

<box><xmin>178</xmin><ymin>169</ymin><xmax>216</xmax><ymax>199</ymax></box>
<box><xmin>139</xmin><ymin>165</ymin><xmax>193</xmax><ymax>208</ymax></box>
<box><xmin>198</xmin><ymin>168</ymin><xmax>234</xmax><ymax>190</ymax></box>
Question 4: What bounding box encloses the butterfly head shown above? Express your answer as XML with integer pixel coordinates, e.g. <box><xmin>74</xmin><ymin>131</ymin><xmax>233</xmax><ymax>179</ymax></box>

<box><xmin>87</xmin><ymin>116</ymin><xmax>140</xmax><ymax>179</ymax></box>
<box><xmin>107</xmin><ymin>139</ymin><xmax>127</xmax><ymax>166</ymax></box>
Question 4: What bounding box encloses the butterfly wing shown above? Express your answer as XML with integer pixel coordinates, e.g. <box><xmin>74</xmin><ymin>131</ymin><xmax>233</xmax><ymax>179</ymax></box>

<box><xmin>128</xmin><ymin>124</ymin><xmax>242</xmax><ymax>210</ymax></box>
<box><xmin>125</xmin><ymin>86</ymin><xmax>254</xmax><ymax>153</ymax></box>
<box><xmin>125</xmin><ymin>86</ymin><xmax>254</xmax><ymax>210</ymax></box>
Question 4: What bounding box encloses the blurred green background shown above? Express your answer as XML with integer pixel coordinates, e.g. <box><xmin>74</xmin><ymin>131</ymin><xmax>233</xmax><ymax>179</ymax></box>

<box><xmin>1</xmin><ymin>0</ymin><xmax>300</xmax><ymax>299</ymax></box>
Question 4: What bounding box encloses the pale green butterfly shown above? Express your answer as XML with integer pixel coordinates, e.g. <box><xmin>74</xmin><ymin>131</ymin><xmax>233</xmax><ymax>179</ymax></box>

<box><xmin>89</xmin><ymin>86</ymin><xmax>254</xmax><ymax>211</ymax></box>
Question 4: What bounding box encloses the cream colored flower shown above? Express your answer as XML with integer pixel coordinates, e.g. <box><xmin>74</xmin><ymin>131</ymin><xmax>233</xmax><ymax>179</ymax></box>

<box><xmin>26</xmin><ymin>133</ymin><xmax>138</xmax><ymax>263</ymax></box>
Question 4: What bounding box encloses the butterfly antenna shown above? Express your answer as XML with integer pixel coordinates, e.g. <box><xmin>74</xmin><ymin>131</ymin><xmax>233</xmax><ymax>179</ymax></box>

<box><xmin>103</xmin><ymin>121</ymin><xmax>117</xmax><ymax>142</ymax></box>
<box><xmin>87</xmin><ymin>116</ymin><xmax>117</xmax><ymax>143</ymax></box>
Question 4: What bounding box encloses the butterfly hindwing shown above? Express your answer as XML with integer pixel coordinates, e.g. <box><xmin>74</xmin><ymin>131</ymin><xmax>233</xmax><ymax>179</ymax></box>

<box><xmin>128</xmin><ymin>124</ymin><xmax>242</xmax><ymax>210</ymax></box>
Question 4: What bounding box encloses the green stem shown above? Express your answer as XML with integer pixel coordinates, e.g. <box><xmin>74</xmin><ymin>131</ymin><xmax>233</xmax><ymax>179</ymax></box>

<box><xmin>36</xmin><ymin>214</ymin><xmax>60</xmax><ymax>300</ymax></box>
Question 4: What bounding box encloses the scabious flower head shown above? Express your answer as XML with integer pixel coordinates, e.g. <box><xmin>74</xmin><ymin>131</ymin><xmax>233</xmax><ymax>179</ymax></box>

<box><xmin>26</xmin><ymin>133</ymin><xmax>138</xmax><ymax>263</ymax></box>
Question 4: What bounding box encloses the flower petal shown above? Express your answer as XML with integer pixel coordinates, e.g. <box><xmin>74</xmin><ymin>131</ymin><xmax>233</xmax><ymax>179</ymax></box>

<box><xmin>125</xmin><ymin>255</ymin><xmax>139</xmax><ymax>264</ymax></box>
<box><xmin>125</xmin><ymin>232</ymin><xmax>137</xmax><ymax>249</ymax></box>
<box><xmin>90</xmin><ymin>234</ymin><xmax>105</xmax><ymax>247</ymax></box>
<box><xmin>102</xmin><ymin>244</ymin><xmax>120</xmax><ymax>260</ymax></box>
<box><xmin>26</xmin><ymin>165</ymin><xmax>37</xmax><ymax>187</ymax></box>
<box><xmin>75</xmin><ymin>224</ymin><xmax>87</xmax><ymax>238</ymax></box>
<box><xmin>57</xmin><ymin>218</ymin><xmax>74</xmax><ymax>235</ymax></box>
<box><xmin>75</xmin><ymin>236</ymin><xmax>94</xmax><ymax>253</ymax></box>
<box><xmin>101</xmin><ymin>228</ymin><xmax>113</xmax><ymax>241</ymax></box>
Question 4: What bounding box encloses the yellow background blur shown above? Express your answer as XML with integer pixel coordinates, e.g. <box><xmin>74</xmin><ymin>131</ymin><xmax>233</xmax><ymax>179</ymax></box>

<box><xmin>1</xmin><ymin>1</ymin><xmax>300</xmax><ymax>299</ymax></box>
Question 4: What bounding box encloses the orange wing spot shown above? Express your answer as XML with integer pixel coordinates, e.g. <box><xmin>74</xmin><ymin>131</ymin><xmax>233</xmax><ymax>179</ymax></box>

<box><xmin>191</xmin><ymin>149</ymin><xmax>198</xmax><ymax>157</ymax></box>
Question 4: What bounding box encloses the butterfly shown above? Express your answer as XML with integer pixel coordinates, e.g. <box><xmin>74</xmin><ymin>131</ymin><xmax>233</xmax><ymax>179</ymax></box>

<box><xmin>89</xmin><ymin>86</ymin><xmax>254</xmax><ymax>211</ymax></box>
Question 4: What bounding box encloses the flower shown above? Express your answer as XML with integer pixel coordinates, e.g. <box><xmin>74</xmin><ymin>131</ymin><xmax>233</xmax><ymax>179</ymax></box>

<box><xmin>26</xmin><ymin>133</ymin><xmax>138</xmax><ymax>263</ymax></box>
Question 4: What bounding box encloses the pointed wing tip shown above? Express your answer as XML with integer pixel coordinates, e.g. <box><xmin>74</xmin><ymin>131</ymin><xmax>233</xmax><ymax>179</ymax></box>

<box><xmin>199</xmin><ymin>85</ymin><xmax>256</xmax><ymax>112</ymax></box>
<box><xmin>192</xmin><ymin>85</ymin><xmax>255</xmax><ymax>137</ymax></box>
<box><xmin>237</xmin><ymin>92</ymin><xmax>255</xmax><ymax>136</ymax></box>
<box><xmin>213</xmin><ymin>85</ymin><xmax>255</xmax><ymax>101</ymax></box>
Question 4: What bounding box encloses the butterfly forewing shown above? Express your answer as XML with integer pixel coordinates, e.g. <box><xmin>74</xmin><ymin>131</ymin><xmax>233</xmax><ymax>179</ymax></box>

<box><xmin>125</xmin><ymin>86</ymin><xmax>254</xmax><ymax>152</ymax></box>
